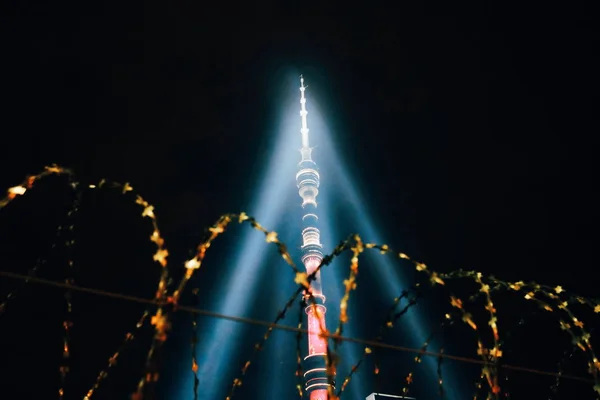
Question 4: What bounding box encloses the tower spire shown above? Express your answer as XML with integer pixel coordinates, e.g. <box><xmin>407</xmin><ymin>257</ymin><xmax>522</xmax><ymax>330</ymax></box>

<box><xmin>299</xmin><ymin>75</ymin><xmax>311</xmax><ymax>150</ymax></box>
<box><xmin>296</xmin><ymin>76</ymin><xmax>333</xmax><ymax>399</ymax></box>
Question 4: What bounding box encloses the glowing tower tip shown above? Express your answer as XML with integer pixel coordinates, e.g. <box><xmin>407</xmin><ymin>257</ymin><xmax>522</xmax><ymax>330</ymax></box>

<box><xmin>299</xmin><ymin>75</ymin><xmax>310</xmax><ymax>150</ymax></box>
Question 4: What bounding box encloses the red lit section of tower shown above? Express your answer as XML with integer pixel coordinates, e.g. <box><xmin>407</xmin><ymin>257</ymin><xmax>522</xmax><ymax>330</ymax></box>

<box><xmin>297</xmin><ymin>76</ymin><xmax>334</xmax><ymax>399</ymax></box>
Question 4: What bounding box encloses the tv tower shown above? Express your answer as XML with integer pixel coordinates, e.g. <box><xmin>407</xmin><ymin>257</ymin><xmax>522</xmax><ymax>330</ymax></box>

<box><xmin>296</xmin><ymin>76</ymin><xmax>333</xmax><ymax>399</ymax></box>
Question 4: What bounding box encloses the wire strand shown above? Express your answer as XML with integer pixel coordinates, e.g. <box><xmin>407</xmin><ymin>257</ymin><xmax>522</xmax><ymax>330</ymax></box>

<box><xmin>0</xmin><ymin>269</ymin><xmax>592</xmax><ymax>385</ymax></box>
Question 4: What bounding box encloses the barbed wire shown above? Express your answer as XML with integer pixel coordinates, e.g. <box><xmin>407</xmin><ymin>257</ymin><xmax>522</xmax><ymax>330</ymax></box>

<box><xmin>1</xmin><ymin>165</ymin><xmax>600</xmax><ymax>399</ymax></box>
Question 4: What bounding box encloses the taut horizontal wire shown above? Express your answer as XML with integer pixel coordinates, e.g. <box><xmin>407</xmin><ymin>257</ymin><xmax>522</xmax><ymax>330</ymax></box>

<box><xmin>0</xmin><ymin>269</ymin><xmax>592</xmax><ymax>384</ymax></box>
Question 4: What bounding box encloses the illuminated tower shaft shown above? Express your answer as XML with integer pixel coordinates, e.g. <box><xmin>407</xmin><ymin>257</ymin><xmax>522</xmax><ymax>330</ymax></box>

<box><xmin>296</xmin><ymin>76</ymin><xmax>333</xmax><ymax>399</ymax></box>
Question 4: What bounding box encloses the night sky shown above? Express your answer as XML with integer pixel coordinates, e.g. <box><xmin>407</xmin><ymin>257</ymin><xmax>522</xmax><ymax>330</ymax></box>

<box><xmin>1</xmin><ymin>2</ymin><xmax>598</xmax><ymax>399</ymax></box>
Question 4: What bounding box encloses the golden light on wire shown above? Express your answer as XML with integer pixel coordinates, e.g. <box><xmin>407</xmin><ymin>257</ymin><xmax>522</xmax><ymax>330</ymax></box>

<box><xmin>1</xmin><ymin>166</ymin><xmax>600</xmax><ymax>399</ymax></box>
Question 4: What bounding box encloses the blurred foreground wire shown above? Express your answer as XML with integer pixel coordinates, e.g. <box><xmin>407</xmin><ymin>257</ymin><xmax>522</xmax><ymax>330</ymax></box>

<box><xmin>0</xmin><ymin>269</ymin><xmax>592</xmax><ymax>385</ymax></box>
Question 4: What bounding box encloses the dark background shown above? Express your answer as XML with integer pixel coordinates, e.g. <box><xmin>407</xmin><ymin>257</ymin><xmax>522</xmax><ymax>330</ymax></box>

<box><xmin>1</xmin><ymin>1</ymin><xmax>598</xmax><ymax>399</ymax></box>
